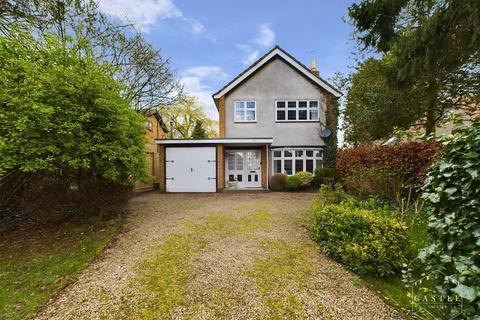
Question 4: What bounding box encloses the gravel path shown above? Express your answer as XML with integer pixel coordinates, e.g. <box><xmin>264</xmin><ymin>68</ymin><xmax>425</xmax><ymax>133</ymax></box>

<box><xmin>36</xmin><ymin>192</ymin><xmax>404</xmax><ymax>320</ymax></box>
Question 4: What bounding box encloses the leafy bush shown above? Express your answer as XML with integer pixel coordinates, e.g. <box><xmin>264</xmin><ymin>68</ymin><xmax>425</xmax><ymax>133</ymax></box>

<box><xmin>312</xmin><ymin>199</ymin><xmax>409</xmax><ymax>277</ymax></box>
<box><xmin>336</xmin><ymin>141</ymin><xmax>440</xmax><ymax>187</ymax></box>
<box><xmin>285</xmin><ymin>175</ymin><xmax>302</xmax><ymax>190</ymax></box>
<box><xmin>342</xmin><ymin>167</ymin><xmax>405</xmax><ymax>199</ymax></box>
<box><xmin>313</xmin><ymin>167</ymin><xmax>336</xmax><ymax>186</ymax></box>
<box><xmin>0</xmin><ymin>29</ymin><xmax>148</xmax><ymax>184</ymax></box>
<box><xmin>269</xmin><ymin>173</ymin><xmax>288</xmax><ymax>191</ymax></box>
<box><xmin>294</xmin><ymin>171</ymin><xmax>313</xmax><ymax>187</ymax></box>
<box><xmin>318</xmin><ymin>184</ymin><xmax>349</xmax><ymax>205</ymax></box>
<box><xmin>414</xmin><ymin>120</ymin><xmax>480</xmax><ymax>318</ymax></box>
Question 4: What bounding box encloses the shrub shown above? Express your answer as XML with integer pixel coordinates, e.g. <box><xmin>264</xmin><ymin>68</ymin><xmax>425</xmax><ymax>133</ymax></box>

<box><xmin>342</xmin><ymin>167</ymin><xmax>405</xmax><ymax>199</ymax></box>
<box><xmin>414</xmin><ymin>119</ymin><xmax>480</xmax><ymax>318</ymax></box>
<box><xmin>285</xmin><ymin>175</ymin><xmax>302</xmax><ymax>190</ymax></box>
<box><xmin>269</xmin><ymin>173</ymin><xmax>288</xmax><ymax>191</ymax></box>
<box><xmin>294</xmin><ymin>171</ymin><xmax>313</xmax><ymax>187</ymax></box>
<box><xmin>336</xmin><ymin>141</ymin><xmax>440</xmax><ymax>187</ymax></box>
<box><xmin>312</xmin><ymin>200</ymin><xmax>409</xmax><ymax>277</ymax></box>
<box><xmin>318</xmin><ymin>184</ymin><xmax>349</xmax><ymax>205</ymax></box>
<box><xmin>313</xmin><ymin>167</ymin><xmax>336</xmax><ymax>186</ymax></box>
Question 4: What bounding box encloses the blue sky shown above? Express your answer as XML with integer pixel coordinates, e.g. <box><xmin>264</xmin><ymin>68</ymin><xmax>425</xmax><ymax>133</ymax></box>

<box><xmin>98</xmin><ymin>0</ymin><xmax>357</xmax><ymax>123</ymax></box>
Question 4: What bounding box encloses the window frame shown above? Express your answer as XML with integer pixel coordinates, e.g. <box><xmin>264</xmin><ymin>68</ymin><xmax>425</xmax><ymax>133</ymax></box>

<box><xmin>272</xmin><ymin>148</ymin><xmax>323</xmax><ymax>176</ymax></box>
<box><xmin>275</xmin><ymin>100</ymin><xmax>321</xmax><ymax>122</ymax></box>
<box><xmin>234</xmin><ymin>100</ymin><xmax>257</xmax><ymax>123</ymax></box>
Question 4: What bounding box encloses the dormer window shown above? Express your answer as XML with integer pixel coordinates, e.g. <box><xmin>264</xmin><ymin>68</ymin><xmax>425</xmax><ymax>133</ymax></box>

<box><xmin>276</xmin><ymin>100</ymin><xmax>320</xmax><ymax>122</ymax></box>
<box><xmin>235</xmin><ymin>101</ymin><xmax>256</xmax><ymax>122</ymax></box>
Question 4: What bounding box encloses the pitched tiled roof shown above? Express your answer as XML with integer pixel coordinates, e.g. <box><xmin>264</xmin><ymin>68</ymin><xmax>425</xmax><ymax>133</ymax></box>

<box><xmin>212</xmin><ymin>45</ymin><xmax>341</xmax><ymax>103</ymax></box>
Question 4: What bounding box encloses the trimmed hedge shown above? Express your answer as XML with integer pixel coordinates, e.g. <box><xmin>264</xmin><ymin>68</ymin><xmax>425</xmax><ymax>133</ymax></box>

<box><xmin>270</xmin><ymin>173</ymin><xmax>288</xmax><ymax>191</ymax></box>
<box><xmin>336</xmin><ymin>141</ymin><xmax>440</xmax><ymax>187</ymax></box>
<box><xmin>312</xmin><ymin>195</ymin><xmax>409</xmax><ymax>277</ymax></box>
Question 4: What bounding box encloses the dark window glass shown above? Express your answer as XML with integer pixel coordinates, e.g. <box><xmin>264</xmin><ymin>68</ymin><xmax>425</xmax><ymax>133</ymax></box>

<box><xmin>284</xmin><ymin>160</ymin><xmax>293</xmax><ymax>175</ymax></box>
<box><xmin>277</xmin><ymin>110</ymin><xmax>286</xmax><ymax>120</ymax></box>
<box><xmin>274</xmin><ymin>160</ymin><xmax>281</xmax><ymax>173</ymax></box>
<box><xmin>299</xmin><ymin>109</ymin><xmax>307</xmax><ymax>120</ymax></box>
<box><xmin>316</xmin><ymin>159</ymin><xmax>323</xmax><ymax>169</ymax></box>
<box><xmin>306</xmin><ymin>150</ymin><xmax>314</xmax><ymax>157</ymax></box>
<box><xmin>248</xmin><ymin>175</ymin><xmax>252</xmax><ymax>182</ymax></box>
<box><xmin>229</xmin><ymin>175</ymin><xmax>235</xmax><ymax>181</ymax></box>
<box><xmin>288</xmin><ymin>110</ymin><xmax>296</xmax><ymax>120</ymax></box>
<box><xmin>277</xmin><ymin>101</ymin><xmax>286</xmax><ymax>108</ymax></box>
<box><xmin>288</xmin><ymin>101</ymin><xmax>296</xmax><ymax>108</ymax></box>
<box><xmin>237</xmin><ymin>174</ymin><xmax>243</xmax><ymax>182</ymax></box>
<box><xmin>273</xmin><ymin>151</ymin><xmax>281</xmax><ymax>157</ymax></box>
<box><xmin>299</xmin><ymin>101</ymin><xmax>307</xmax><ymax>108</ymax></box>
<box><xmin>306</xmin><ymin>160</ymin><xmax>314</xmax><ymax>173</ymax></box>
<box><xmin>254</xmin><ymin>175</ymin><xmax>258</xmax><ymax>182</ymax></box>
<box><xmin>284</xmin><ymin>150</ymin><xmax>293</xmax><ymax>157</ymax></box>
<box><xmin>295</xmin><ymin>159</ymin><xmax>303</xmax><ymax>173</ymax></box>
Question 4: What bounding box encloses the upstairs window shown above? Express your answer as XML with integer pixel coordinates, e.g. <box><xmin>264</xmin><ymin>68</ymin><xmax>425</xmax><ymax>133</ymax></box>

<box><xmin>235</xmin><ymin>101</ymin><xmax>256</xmax><ymax>122</ymax></box>
<box><xmin>276</xmin><ymin>100</ymin><xmax>320</xmax><ymax>121</ymax></box>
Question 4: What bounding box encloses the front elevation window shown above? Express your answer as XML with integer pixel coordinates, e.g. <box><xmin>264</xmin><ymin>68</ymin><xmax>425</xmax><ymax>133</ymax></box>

<box><xmin>235</xmin><ymin>101</ymin><xmax>256</xmax><ymax>122</ymax></box>
<box><xmin>276</xmin><ymin>100</ymin><xmax>320</xmax><ymax>121</ymax></box>
<box><xmin>272</xmin><ymin>149</ymin><xmax>323</xmax><ymax>175</ymax></box>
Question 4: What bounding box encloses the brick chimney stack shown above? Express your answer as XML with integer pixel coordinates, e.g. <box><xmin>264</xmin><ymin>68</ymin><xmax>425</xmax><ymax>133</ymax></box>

<box><xmin>310</xmin><ymin>58</ymin><xmax>319</xmax><ymax>77</ymax></box>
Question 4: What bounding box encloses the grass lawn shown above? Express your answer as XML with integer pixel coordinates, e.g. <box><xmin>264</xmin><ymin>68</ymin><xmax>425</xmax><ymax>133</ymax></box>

<box><xmin>0</xmin><ymin>215</ymin><xmax>122</xmax><ymax>320</ymax></box>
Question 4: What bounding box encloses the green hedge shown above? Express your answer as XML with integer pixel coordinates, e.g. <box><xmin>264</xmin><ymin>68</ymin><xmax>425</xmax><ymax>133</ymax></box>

<box><xmin>312</xmin><ymin>199</ymin><xmax>409</xmax><ymax>277</ymax></box>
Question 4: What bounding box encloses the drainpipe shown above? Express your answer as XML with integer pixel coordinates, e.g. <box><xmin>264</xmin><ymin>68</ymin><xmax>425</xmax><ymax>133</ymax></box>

<box><xmin>266</xmin><ymin>144</ymin><xmax>269</xmax><ymax>190</ymax></box>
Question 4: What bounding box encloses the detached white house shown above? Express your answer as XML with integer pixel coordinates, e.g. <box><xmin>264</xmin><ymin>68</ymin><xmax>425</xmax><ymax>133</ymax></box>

<box><xmin>156</xmin><ymin>46</ymin><xmax>341</xmax><ymax>192</ymax></box>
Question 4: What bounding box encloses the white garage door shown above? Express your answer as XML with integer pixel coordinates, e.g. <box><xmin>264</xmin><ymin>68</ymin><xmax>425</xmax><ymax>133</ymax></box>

<box><xmin>166</xmin><ymin>147</ymin><xmax>217</xmax><ymax>192</ymax></box>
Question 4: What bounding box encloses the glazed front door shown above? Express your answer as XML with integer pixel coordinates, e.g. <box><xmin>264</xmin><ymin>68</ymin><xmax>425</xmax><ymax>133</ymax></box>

<box><xmin>226</xmin><ymin>150</ymin><xmax>261</xmax><ymax>188</ymax></box>
<box><xmin>243</xmin><ymin>150</ymin><xmax>261</xmax><ymax>187</ymax></box>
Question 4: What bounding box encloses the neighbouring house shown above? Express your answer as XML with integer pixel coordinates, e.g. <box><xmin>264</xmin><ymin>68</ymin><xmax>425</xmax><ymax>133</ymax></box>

<box><xmin>134</xmin><ymin>110</ymin><xmax>169</xmax><ymax>192</ymax></box>
<box><xmin>156</xmin><ymin>46</ymin><xmax>341</xmax><ymax>192</ymax></box>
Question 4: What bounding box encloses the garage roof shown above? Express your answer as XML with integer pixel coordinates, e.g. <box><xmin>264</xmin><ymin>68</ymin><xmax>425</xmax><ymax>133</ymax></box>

<box><xmin>155</xmin><ymin>138</ymin><xmax>273</xmax><ymax>145</ymax></box>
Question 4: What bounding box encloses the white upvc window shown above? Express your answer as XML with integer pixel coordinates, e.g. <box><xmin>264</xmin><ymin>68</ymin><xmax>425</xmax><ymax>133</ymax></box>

<box><xmin>272</xmin><ymin>148</ymin><xmax>323</xmax><ymax>175</ymax></box>
<box><xmin>275</xmin><ymin>100</ymin><xmax>320</xmax><ymax>122</ymax></box>
<box><xmin>235</xmin><ymin>101</ymin><xmax>256</xmax><ymax>122</ymax></box>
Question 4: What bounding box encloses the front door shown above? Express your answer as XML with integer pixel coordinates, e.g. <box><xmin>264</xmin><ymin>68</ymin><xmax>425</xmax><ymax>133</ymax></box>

<box><xmin>226</xmin><ymin>150</ymin><xmax>261</xmax><ymax>188</ymax></box>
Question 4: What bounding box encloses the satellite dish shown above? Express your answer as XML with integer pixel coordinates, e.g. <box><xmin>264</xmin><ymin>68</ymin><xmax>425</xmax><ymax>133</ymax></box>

<box><xmin>320</xmin><ymin>128</ymin><xmax>332</xmax><ymax>138</ymax></box>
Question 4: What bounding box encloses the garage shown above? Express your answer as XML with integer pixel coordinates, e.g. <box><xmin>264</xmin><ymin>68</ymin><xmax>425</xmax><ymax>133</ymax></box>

<box><xmin>165</xmin><ymin>147</ymin><xmax>217</xmax><ymax>192</ymax></box>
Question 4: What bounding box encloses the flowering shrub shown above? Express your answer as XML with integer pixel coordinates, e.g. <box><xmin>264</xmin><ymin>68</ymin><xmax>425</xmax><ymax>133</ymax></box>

<box><xmin>336</xmin><ymin>141</ymin><xmax>440</xmax><ymax>187</ymax></box>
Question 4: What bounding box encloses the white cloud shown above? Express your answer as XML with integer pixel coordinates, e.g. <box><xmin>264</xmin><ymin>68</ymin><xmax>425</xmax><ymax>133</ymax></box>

<box><xmin>253</xmin><ymin>24</ymin><xmax>275</xmax><ymax>48</ymax></box>
<box><xmin>238</xmin><ymin>24</ymin><xmax>275</xmax><ymax>65</ymax></box>
<box><xmin>97</xmin><ymin>0</ymin><xmax>204</xmax><ymax>34</ymax></box>
<box><xmin>182</xmin><ymin>66</ymin><xmax>228</xmax><ymax>79</ymax></box>
<box><xmin>242</xmin><ymin>50</ymin><xmax>260</xmax><ymax>65</ymax></box>
<box><xmin>180</xmin><ymin>66</ymin><xmax>229</xmax><ymax>119</ymax></box>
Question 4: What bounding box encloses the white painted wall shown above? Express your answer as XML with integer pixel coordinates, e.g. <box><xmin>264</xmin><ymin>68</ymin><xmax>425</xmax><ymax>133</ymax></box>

<box><xmin>224</xmin><ymin>58</ymin><xmax>327</xmax><ymax>147</ymax></box>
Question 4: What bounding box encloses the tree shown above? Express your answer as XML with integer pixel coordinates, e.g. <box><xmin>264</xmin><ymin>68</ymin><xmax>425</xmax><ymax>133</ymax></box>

<box><xmin>191</xmin><ymin>120</ymin><xmax>208</xmax><ymax>139</ymax></box>
<box><xmin>160</xmin><ymin>96</ymin><xmax>218</xmax><ymax>138</ymax></box>
<box><xmin>342</xmin><ymin>57</ymin><xmax>423</xmax><ymax>144</ymax></box>
<box><xmin>348</xmin><ymin>0</ymin><xmax>480</xmax><ymax>135</ymax></box>
<box><xmin>0</xmin><ymin>0</ymin><xmax>182</xmax><ymax>113</ymax></box>
<box><xmin>0</xmin><ymin>29</ymin><xmax>148</xmax><ymax>185</ymax></box>
<box><xmin>348</xmin><ymin>0</ymin><xmax>480</xmax><ymax>81</ymax></box>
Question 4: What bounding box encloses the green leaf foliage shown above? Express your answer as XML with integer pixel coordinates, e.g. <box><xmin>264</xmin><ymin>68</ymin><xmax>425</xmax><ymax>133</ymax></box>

<box><xmin>312</xmin><ymin>189</ymin><xmax>409</xmax><ymax>277</ymax></box>
<box><xmin>343</xmin><ymin>57</ymin><xmax>423</xmax><ymax>143</ymax></box>
<box><xmin>418</xmin><ymin>119</ymin><xmax>480</xmax><ymax>318</ymax></box>
<box><xmin>0</xmin><ymin>29</ymin><xmax>148</xmax><ymax>185</ymax></box>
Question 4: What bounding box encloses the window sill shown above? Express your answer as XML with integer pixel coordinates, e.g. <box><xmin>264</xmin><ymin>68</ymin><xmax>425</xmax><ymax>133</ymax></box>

<box><xmin>275</xmin><ymin>120</ymin><xmax>320</xmax><ymax>123</ymax></box>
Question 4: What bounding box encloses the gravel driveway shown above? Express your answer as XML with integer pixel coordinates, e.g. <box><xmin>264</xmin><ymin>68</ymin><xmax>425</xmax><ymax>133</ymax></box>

<box><xmin>36</xmin><ymin>192</ymin><xmax>403</xmax><ymax>320</ymax></box>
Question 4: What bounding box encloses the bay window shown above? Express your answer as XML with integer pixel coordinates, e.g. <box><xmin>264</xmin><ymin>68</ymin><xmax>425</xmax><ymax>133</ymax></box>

<box><xmin>276</xmin><ymin>100</ymin><xmax>320</xmax><ymax>121</ymax></box>
<box><xmin>272</xmin><ymin>149</ymin><xmax>323</xmax><ymax>175</ymax></box>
